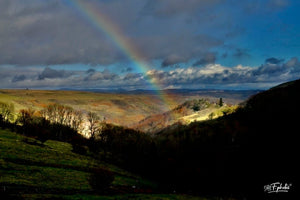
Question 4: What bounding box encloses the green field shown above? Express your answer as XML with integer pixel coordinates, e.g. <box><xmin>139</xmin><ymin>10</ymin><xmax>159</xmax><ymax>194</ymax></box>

<box><xmin>0</xmin><ymin>128</ymin><xmax>212</xmax><ymax>199</ymax></box>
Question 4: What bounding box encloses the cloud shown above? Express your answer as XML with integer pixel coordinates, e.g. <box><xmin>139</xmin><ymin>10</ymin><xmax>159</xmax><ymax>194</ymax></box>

<box><xmin>0</xmin><ymin>0</ymin><xmax>298</xmax><ymax>91</ymax></box>
<box><xmin>147</xmin><ymin>57</ymin><xmax>300</xmax><ymax>89</ymax></box>
<box><xmin>0</xmin><ymin>0</ymin><xmax>126</xmax><ymax>66</ymax></box>
<box><xmin>12</xmin><ymin>75</ymin><xmax>26</xmax><ymax>83</ymax></box>
<box><xmin>142</xmin><ymin>0</ymin><xmax>221</xmax><ymax>18</ymax></box>
<box><xmin>265</xmin><ymin>57</ymin><xmax>284</xmax><ymax>64</ymax></box>
<box><xmin>0</xmin><ymin>65</ymin><xmax>148</xmax><ymax>89</ymax></box>
<box><xmin>161</xmin><ymin>54</ymin><xmax>188</xmax><ymax>67</ymax></box>
<box><xmin>193</xmin><ymin>52</ymin><xmax>217</xmax><ymax>66</ymax></box>
<box><xmin>2</xmin><ymin>0</ymin><xmax>292</xmax><ymax>69</ymax></box>
<box><xmin>233</xmin><ymin>48</ymin><xmax>251</xmax><ymax>58</ymax></box>
<box><xmin>38</xmin><ymin>67</ymin><xmax>71</xmax><ymax>80</ymax></box>
<box><xmin>0</xmin><ymin>0</ymin><xmax>227</xmax><ymax>67</ymax></box>
<box><xmin>284</xmin><ymin>57</ymin><xmax>300</xmax><ymax>72</ymax></box>
<box><xmin>252</xmin><ymin>57</ymin><xmax>299</xmax><ymax>78</ymax></box>
<box><xmin>84</xmin><ymin>69</ymin><xmax>118</xmax><ymax>82</ymax></box>
<box><xmin>86</xmin><ymin>68</ymin><xmax>96</xmax><ymax>74</ymax></box>
<box><xmin>121</xmin><ymin>67</ymin><xmax>133</xmax><ymax>73</ymax></box>
<box><xmin>123</xmin><ymin>73</ymin><xmax>143</xmax><ymax>81</ymax></box>
<box><xmin>284</xmin><ymin>57</ymin><xmax>300</xmax><ymax>68</ymax></box>
<box><xmin>1</xmin><ymin>57</ymin><xmax>299</xmax><ymax>90</ymax></box>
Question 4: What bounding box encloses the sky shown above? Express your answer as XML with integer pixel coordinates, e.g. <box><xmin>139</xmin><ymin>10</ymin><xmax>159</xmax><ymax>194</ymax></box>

<box><xmin>0</xmin><ymin>0</ymin><xmax>300</xmax><ymax>90</ymax></box>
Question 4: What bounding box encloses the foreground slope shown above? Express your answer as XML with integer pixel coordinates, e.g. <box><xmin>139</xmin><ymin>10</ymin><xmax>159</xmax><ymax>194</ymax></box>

<box><xmin>0</xmin><ymin>129</ymin><xmax>155</xmax><ymax>199</ymax></box>
<box><xmin>155</xmin><ymin>79</ymin><xmax>299</xmax><ymax>198</ymax></box>
<box><xmin>0</xmin><ymin>128</ymin><xmax>216</xmax><ymax>200</ymax></box>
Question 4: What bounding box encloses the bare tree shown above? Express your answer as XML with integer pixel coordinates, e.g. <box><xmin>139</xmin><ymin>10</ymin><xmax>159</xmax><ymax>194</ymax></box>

<box><xmin>40</xmin><ymin>103</ymin><xmax>84</xmax><ymax>133</ymax></box>
<box><xmin>72</xmin><ymin>110</ymin><xmax>83</xmax><ymax>132</ymax></box>
<box><xmin>64</xmin><ymin>106</ymin><xmax>74</xmax><ymax>127</ymax></box>
<box><xmin>87</xmin><ymin>111</ymin><xmax>100</xmax><ymax>140</ymax></box>
<box><xmin>57</xmin><ymin>104</ymin><xmax>67</xmax><ymax>124</ymax></box>
<box><xmin>17</xmin><ymin>108</ymin><xmax>35</xmax><ymax>126</ymax></box>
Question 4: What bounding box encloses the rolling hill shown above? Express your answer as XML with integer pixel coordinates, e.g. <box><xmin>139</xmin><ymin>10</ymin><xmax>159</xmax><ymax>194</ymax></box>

<box><xmin>0</xmin><ymin>89</ymin><xmax>258</xmax><ymax>132</ymax></box>
<box><xmin>130</xmin><ymin>98</ymin><xmax>238</xmax><ymax>134</ymax></box>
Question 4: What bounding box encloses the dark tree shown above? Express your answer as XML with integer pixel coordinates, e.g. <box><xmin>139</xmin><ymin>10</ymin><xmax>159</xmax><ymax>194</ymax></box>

<box><xmin>219</xmin><ymin>97</ymin><xmax>223</xmax><ymax>107</ymax></box>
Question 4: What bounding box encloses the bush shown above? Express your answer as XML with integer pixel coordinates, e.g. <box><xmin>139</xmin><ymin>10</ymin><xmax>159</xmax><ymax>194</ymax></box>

<box><xmin>89</xmin><ymin>168</ymin><xmax>114</xmax><ymax>191</ymax></box>
<box><xmin>72</xmin><ymin>144</ymin><xmax>87</xmax><ymax>155</ymax></box>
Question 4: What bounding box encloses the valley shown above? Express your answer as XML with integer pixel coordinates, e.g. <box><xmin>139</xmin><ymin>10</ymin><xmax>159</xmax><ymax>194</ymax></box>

<box><xmin>0</xmin><ymin>89</ymin><xmax>259</xmax><ymax>135</ymax></box>
<box><xmin>1</xmin><ymin>79</ymin><xmax>298</xmax><ymax>199</ymax></box>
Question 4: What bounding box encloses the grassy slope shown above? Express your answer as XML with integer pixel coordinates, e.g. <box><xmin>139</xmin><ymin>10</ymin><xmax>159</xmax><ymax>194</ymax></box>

<box><xmin>0</xmin><ymin>128</ymin><xmax>211</xmax><ymax>200</ymax></box>
<box><xmin>0</xmin><ymin>89</ymin><xmax>173</xmax><ymax>126</ymax></box>
<box><xmin>0</xmin><ymin>89</ymin><xmax>252</xmax><ymax>128</ymax></box>
<box><xmin>131</xmin><ymin>98</ymin><xmax>239</xmax><ymax>134</ymax></box>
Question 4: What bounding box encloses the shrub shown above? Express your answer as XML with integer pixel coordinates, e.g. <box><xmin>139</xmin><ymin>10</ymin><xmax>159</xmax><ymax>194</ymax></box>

<box><xmin>89</xmin><ymin>168</ymin><xmax>114</xmax><ymax>191</ymax></box>
<box><xmin>72</xmin><ymin>144</ymin><xmax>87</xmax><ymax>155</ymax></box>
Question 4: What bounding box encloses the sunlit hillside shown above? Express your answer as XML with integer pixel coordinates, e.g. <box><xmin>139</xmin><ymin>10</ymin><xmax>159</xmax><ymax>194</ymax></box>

<box><xmin>131</xmin><ymin>98</ymin><xmax>239</xmax><ymax>134</ymax></box>
<box><xmin>0</xmin><ymin>89</ymin><xmax>257</xmax><ymax>134</ymax></box>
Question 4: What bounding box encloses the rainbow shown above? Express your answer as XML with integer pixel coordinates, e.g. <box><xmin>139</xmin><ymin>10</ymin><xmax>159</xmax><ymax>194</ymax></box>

<box><xmin>68</xmin><ymin>0</ymin><xmax>175</xmax><ymax>110</ymax></box>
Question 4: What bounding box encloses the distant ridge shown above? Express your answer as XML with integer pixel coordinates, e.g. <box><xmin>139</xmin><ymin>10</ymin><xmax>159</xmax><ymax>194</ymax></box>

<box><xmin>59</xmin><ymin>87</ymin><xmax>262</xmax><ymax>96</ymax></box>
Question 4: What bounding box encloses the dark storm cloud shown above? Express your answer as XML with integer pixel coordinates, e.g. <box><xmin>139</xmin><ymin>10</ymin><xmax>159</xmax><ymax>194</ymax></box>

<box><xmin>0</xmin><ymin>0</ymin><xmax>126</xmax><ymax>66</ymax></box>
<box><xmin>0</xmin><ymin>0</ymin><xmax>227</xmax><ymax>67</ymax></box>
